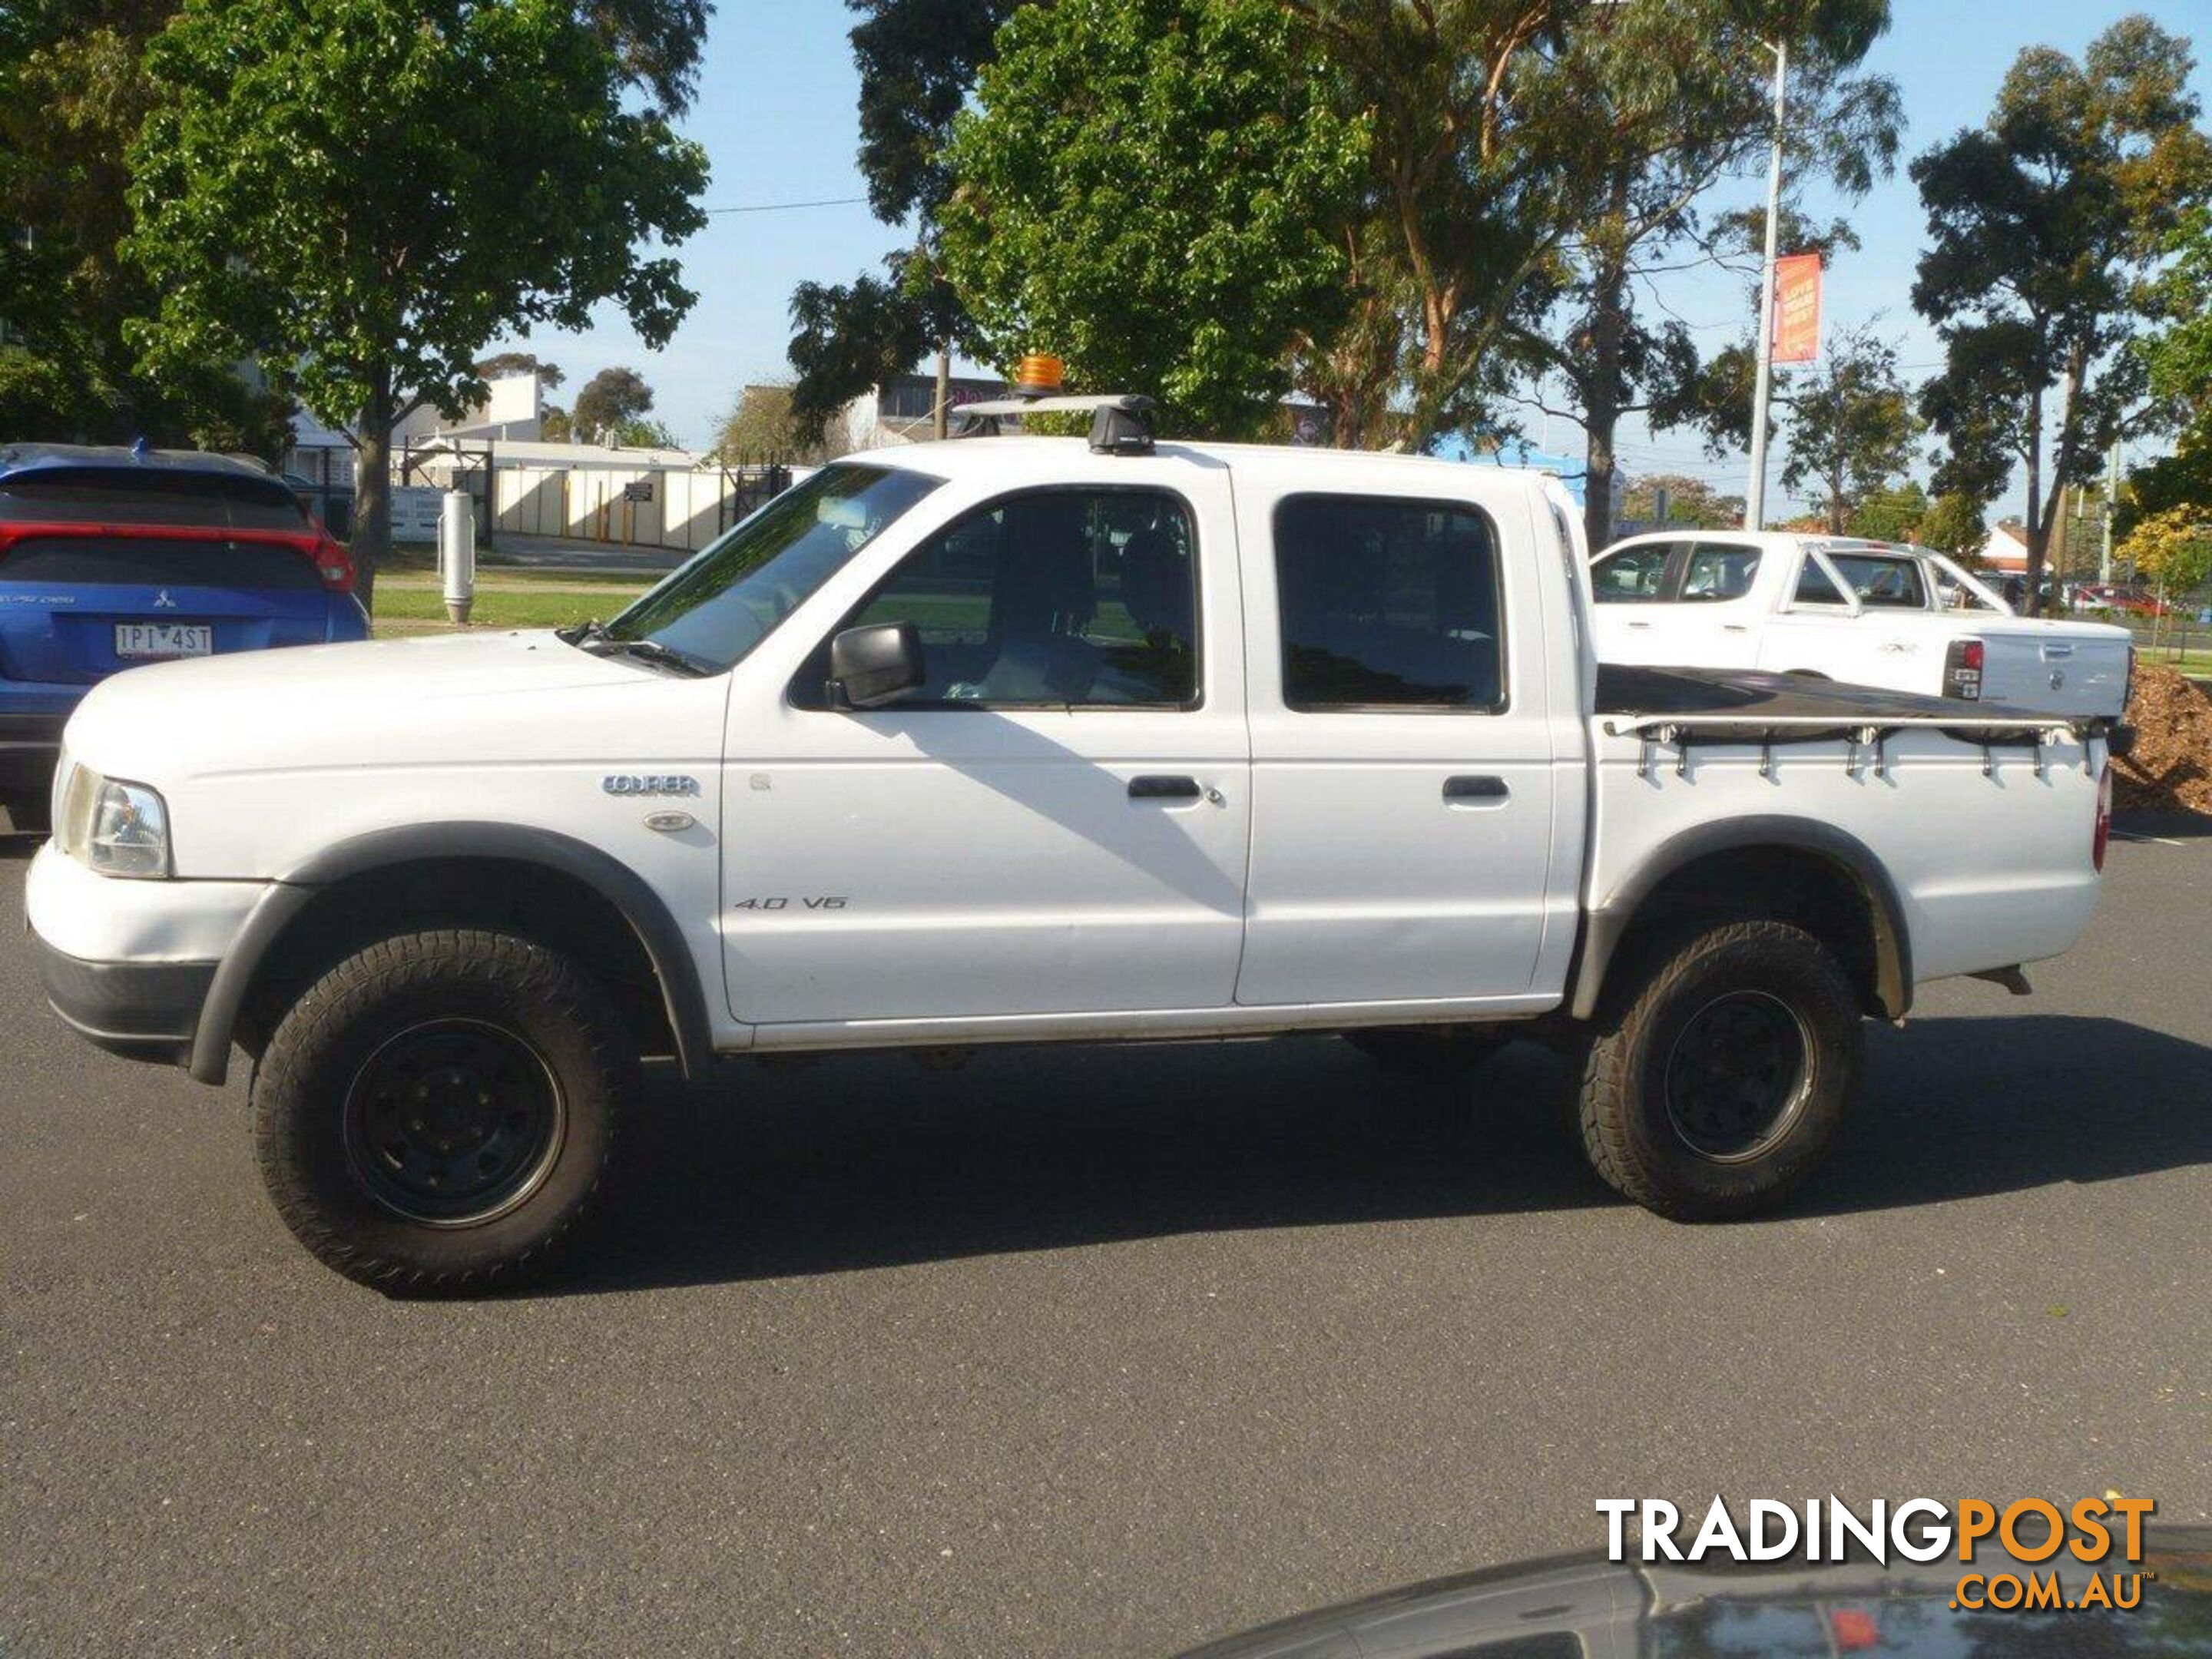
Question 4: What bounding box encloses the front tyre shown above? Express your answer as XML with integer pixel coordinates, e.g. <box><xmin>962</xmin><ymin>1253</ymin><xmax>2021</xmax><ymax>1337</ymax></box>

<box><xmin>1577</xmin><ymin>919</ymin><xmax>1862</xmax><ymax>1221</ymax></box>
<box><xmin>252</xmin><ymin>930</ymin><xmax>635</xmax><ymax>1293</ymax></box>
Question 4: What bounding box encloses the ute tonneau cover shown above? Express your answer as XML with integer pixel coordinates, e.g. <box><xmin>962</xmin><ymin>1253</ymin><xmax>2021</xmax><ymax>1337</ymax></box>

<box><xmin>1594</xmin><ymin>664</ymin><xmax>2109</xmax><ymax>740</ymax></box>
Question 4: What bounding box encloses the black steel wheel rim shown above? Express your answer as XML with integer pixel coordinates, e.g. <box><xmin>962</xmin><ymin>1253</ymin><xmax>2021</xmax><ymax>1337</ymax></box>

<box><xmin>1661</xmin><ymin>990</ymin><xmax>1811</xmax><ymax>1164</ymax></box>
<box><xmin>343</xmin><ymin>1018</ymin><xmax>566</xmax><ymax>1226</ymax></box>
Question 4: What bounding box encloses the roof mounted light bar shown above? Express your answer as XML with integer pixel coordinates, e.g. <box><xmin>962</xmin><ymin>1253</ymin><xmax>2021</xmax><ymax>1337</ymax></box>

<box><xmin>952</xmin><ymin>393</ymin><xmax>1157</xmax><ymax>455</ymax></box>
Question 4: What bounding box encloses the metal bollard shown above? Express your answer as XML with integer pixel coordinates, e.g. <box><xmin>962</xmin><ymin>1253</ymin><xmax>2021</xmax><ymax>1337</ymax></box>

<box><xmin>439</xmin><ymin>490</ymin><xmax>475</xmax><ymax>625</ymax></box>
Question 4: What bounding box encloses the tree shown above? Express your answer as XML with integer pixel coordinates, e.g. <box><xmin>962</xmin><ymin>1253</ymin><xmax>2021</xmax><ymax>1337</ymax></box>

<box><xmin>1912</xmin><ymin>18</ymin><xmax>2212</xmax><ymax>614</ymax></box>
<box><xmin>571</xmin><ymin>367</ymin><xmax>659</xmax><ymax>441</ymax></box>
<box><xmin>0</xmin><ymin>0</ymin><xmax>292</xmax><ymax>450</ymax></box>
<box><xmin>1507</xmin><ymin>0</ymin><xmax>1899</xmax><ymax>546</ymax></box>
<box><xmin>1846</xmin><ymin>480</ymin><xmax>1930</xmax><ymax>543</ymax></box>
<box><xmin>2127</xmin><ymin>206</ymin><xmax>2212</xmax><ymax>523</ymax></box>
<box><xmin>1919</xmin><ymin>490</ymin><xmax>1987</xmax><ymax>560</ymax></box>
<box><xmin>935</xmin><ymin>0</ymin><xmax>1366</xmax><ymax>435</ymax></box>
<box><xmin>2118</xmin><ymin>505</ymin><xmax>2212</xmax><ymax>599</ymax></box>
<box><xmin>540</xmin><ymin>406</ymin><xmax>575</xmax><ymax>442</ymax></box>
<box><xmin>1779</xmin><ymin>323</ymin><xmax>1922</xmax><ymax>534</ymax></box>
<box><xmin>786</xmin><ymin>0</ymin><xmax>1023</xmax><ymax>442</ymax></box>
<box><xmin>1619</xmin><ymin>473</ymin><xmax>1744</xmax><ymax>529</ymax></box>
<box><xmin>707</xmin><ymin>381</ymin><xmax>854</xmax><ymax>464</ymax></box>
<box><xmin>614</xmin><ymin>416</ymin><xmax>680</xmax><ymax>449</ymax></box>
<box><xmin>475</xmin><ymin>352</ymin><xmax>566</xmax><ymax>391</ymax></box>
<box><xmin>126</xmin><ymin>0</ymin><xmax>709</xmax><ymax>602</ymax></box>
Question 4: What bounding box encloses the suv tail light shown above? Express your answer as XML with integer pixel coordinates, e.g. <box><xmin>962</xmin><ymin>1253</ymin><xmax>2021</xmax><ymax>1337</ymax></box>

<box><xmin>2093</xmin><ymin>761</ymin><xmax>2113</xmax><ymax>873</ymax></box>
<box><xmin>310</xmin><ymin>528</ymin><xmax>356</xmax><ymax>594</ymax></box>
<box><xmin>1943</xmin><ymin>637</ymin><xmax>1985</xmax><ymax>700</ymax></box>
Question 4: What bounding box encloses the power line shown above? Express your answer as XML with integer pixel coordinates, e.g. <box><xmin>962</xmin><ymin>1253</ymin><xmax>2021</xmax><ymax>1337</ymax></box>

<box><xmin>702</xmin><ymin>196</ymin><xmax>871</xmax><ymax>215</ymax></box>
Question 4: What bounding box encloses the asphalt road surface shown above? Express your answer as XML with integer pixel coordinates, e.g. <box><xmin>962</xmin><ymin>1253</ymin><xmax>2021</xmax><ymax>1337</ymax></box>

<box><xmin>4</xmin><ymin>827</ymin><xmax>2207</xmax><ymax>1657</ymax></box>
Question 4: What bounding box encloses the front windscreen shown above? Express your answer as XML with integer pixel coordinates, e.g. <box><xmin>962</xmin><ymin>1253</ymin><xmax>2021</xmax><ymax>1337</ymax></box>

<box><xmin>599</xmin><ymin>463</ymin><xmax>942</xmax><ymax>672</ymax></box>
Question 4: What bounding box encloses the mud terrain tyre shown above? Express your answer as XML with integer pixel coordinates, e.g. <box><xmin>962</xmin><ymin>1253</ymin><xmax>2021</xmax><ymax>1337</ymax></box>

<box><xmin>1578</xmin><ymin>919</ymin><xmax>1862</xmax><ymax>1220</ymax></box>
<box><xmin>252</xmin><ymin>929</ymin><xmax>634</xmax><ymax>1293</ymax></box>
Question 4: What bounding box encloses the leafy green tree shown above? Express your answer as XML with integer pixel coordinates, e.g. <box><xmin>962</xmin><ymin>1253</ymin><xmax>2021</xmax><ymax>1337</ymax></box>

<box><xmin>1506</xmin><ymin>0</ymin><xmax>1899</xmax><ymax>546</ymax></box>
<box><xmin>707</xmin><ymin>381</ymin><xmax>854</xmax><ymax>465</ymax></box>
<box><xmin>572</xmin><ymin>367</ymin><xmax>659</xmax><ymax>441</ymax></box>
<box><xmin>1846</xmin><ymin>480</ymin><xmax>1931</xmax><ymax>543</ymax></box>
<box><xmin>614</xmin><ymin>416</ymin><xmax>681</xmax><ymax>449</ymax></box>
<box><xmin>1619</xmin><ymin>473</ymin><xmax>1745</xmax><ymax>530</ymax></box>
<box><xmin>475</xmin><ymin>353</ymin><xmax>566</xmax><ymax>391</ymax></box>
<box><xmin>2127</xmin><ymin>206</ymin><xmax>2212</xmax><ymax>523</ymax></box>
<box><xmin>1780</xmin><ymin>323</ymin><xmax>1922</xmax><ymax>534</ymax></box>
<box><xmin>127</xmin><ymin>0</ymin><xmax>710</xmax><ymax>600</ymax></box>
<box><xmin>786</xmin><ymin>0</ymin><xmax>1022</xmax><ymax>442</ymax></box>
<box><xmin>1919</xmin><ymin>489</ymin><xmax>1987</xmax><ymax>560</ymax></box>
<box><xmin>1912</xmin><ymin>17</ymin><xmax>2212</xmax><ymax>613</ymax></box>
<box><xmin>935</xmin><ymin>0</ymin><xmax>1366</xmax><ymax>435</ymax></box>
<box><xmin>0</xmin><ymin>1</ymin><xmax>291</xmax><ymax>449</ymax></box>
<box><xmin>2118</xmin><ymin>505</ymin><xmax>2212</xmax><ymax>599</ymax></box>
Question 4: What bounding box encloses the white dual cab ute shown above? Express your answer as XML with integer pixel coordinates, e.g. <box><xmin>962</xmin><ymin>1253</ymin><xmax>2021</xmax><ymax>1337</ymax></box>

<box><xmin>1589</xmin><ymin>530</ymin><xmax>2135</xmax><ymax>718</ymax></box>
<box><xmin>28</xmin><ymin>397</ymin><xmax>2125</xmax><ymax>1290</ymax></box>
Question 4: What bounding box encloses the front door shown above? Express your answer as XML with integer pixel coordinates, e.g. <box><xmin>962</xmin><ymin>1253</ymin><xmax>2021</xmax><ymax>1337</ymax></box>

<box><xmin>722</xmin><ymin>476</ymin><xmax>1251</xmax><ymax>1028</ymax></box>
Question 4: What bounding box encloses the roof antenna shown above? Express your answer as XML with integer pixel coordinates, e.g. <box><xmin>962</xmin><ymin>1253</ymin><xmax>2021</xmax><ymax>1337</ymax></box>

<box><xmin>131</xmin><ymin>436</ymin><xmax>151</xmax><ymax>460</ymax></box>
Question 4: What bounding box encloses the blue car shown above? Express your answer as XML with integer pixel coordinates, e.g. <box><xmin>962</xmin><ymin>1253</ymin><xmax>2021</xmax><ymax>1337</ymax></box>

<box><xmin>0</xmin><ymin>442</ymin><xmax>369</xmax><ymax>827</ymax></box>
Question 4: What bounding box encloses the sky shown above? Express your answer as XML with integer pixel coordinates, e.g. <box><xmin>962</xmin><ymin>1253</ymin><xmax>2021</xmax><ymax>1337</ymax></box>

<box><xmin>505</xmin><ymin>0</ymin><xmax>2212</xmax><ymax>518</ymax></box>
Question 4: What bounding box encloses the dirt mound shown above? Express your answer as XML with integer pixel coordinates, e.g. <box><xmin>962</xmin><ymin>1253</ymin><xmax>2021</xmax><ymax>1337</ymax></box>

<box><xmin>2115</xmin><ymin>665</ymin><xmax>2212</xmax><ymax>815</ymax></box>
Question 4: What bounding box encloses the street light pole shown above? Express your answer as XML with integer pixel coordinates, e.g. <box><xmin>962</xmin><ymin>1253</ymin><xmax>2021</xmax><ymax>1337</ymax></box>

<box><xmin>1743</xmin><ymin>38</ymin><xmax>1786</xmax><ymax>530</ymax></box>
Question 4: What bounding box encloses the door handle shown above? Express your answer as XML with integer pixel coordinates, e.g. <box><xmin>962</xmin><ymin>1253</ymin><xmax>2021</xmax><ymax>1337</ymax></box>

<box><xmin>1443</xmin><ymin>775</ymin><xmax>1509</xmax><ymax>802</ymax></box>
<box><xmin>1128</xmin><ymin>774</ymin><xmax>1203</xmax><ymax>800</ymax></box>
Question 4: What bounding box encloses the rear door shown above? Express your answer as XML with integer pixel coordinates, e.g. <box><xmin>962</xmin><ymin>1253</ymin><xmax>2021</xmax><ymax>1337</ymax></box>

<box><xmin>0</xmin><ymin>468</ymin><xmax>343</xmax><ymax>689</ymax></box>
<box><xmin>1233</xmin><ymin>474</ymin><xmax>1560</xmax><ymax>1007</ymax></box>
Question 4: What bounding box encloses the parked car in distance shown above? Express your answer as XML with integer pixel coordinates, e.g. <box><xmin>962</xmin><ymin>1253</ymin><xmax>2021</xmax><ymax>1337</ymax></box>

<box><xmin>0</xmin><ymin>443</ymin><xmax>368</xmax><ymax>828</ymax></box>
<box><xmin>1589</xmin><ymin>531</ymin><xmax>2133</xmax><ymax>718</ymax></box>
<box><xmin>2075</xmin><ymin>582</ymin><xmax>2177</xmax><ymax>618</ymax></box>
<box><xmin>28</xmin><ymin>406</ymin><xmax>2122</xmax><ymax>1290</ymax></box>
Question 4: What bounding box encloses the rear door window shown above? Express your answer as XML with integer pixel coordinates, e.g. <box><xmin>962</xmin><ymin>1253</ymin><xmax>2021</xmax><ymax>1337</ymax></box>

<box><xmin>1273</xmin><ymin>495</ymin><xmax>1505</xmax><ymax>711</ymax></box>
<box><xmin>1678</xmin><ymin>541</ymin><xmax>1761</xmax><ymax>602</ymax></box>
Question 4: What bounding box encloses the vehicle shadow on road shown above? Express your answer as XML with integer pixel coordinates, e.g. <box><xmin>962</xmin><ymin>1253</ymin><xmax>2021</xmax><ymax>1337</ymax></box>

<box><xmin>558</xmin><ymin>1012</ymin><xmax>2210</xmax><ymax>1296</ymax></box>
<box><xmin>568</xmin><ymin>1035</ymin><xmax>1604</xmax><ymax>1295</ymax></box>
<box><xmin>1806</xmin><ymin>1013</ymin><xmax>2212</xmax><ymax>1216</ymax></box>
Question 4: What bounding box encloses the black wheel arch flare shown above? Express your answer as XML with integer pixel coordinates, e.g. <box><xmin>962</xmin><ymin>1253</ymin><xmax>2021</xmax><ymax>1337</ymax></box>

<box><xmin>1568</xmin><ymin>816</ymin><xmax>1915</xmax><ymax>1024</ymax></box>
<box><xmin>188</xmin><ymin>823</ymin><xmax>713</xmax><ymax>1086</ymax></box>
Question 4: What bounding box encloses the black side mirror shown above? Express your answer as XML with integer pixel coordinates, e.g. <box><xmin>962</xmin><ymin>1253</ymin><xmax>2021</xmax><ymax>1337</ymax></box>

<box><xmin>827</xmin><ymin>621</ymin><xmax>926</xmax><ymax>710</ymax></box>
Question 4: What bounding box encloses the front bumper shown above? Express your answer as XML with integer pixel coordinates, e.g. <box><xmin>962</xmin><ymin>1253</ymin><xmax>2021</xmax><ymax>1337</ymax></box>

<box><xmin>35</xmin><ymin>935</ymin><xmax>214</xmax><ymax>1065</ymax></box>
<box><xmin>25</xmin><ymin>841</ymin><xmax>267</xmax><ymax>1070</ymax></box>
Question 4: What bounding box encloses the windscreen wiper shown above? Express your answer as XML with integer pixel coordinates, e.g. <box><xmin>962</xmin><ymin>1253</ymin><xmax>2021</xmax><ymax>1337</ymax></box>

<box><xmin>590</xmin><ymin>636</ymin><xmax>714</xmax><ymax>677</ymax></box>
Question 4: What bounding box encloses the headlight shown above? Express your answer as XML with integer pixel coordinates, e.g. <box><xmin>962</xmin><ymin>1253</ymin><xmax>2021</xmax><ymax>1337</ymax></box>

<box><xmin>58</xmin><ymin>767</ymin><xmax>172</xmax><ymax>879</ymax></box>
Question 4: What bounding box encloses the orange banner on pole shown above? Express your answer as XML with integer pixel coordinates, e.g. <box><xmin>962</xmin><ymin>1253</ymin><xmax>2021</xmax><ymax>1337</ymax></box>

<box><xmin>1772</xmin><ymin>253</ymin><xmax>1822</xmax><ymax>363</ymax></box>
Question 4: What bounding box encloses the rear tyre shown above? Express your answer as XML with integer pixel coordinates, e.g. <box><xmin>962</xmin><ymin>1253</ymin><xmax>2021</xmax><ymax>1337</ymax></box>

<box><xmin>1343</xmin><ymin>1025</ymin><xmax>1512</xmax><ymax>1077</ymax></box>
<box><xmin>252</xmin><ymin>929</ymin><xmax>635</xmax><ymax>1293</ymax></box>
<box><xmin>1577</xmin><ymin>919</ymin><xmax>1861</xmax><ymax>1220</ymax></box>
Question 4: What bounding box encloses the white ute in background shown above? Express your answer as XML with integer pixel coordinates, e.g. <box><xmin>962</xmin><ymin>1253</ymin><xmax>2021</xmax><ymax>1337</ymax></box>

<box><xmin>1588</xmin><ymin>531</ymin><xmax>2134</xmax><ymax>718</ymax></box>
<box><xmin>25</xmin><ymin>399</ymin><xmax>2129</xmax><ymax>1290</ymax></box>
